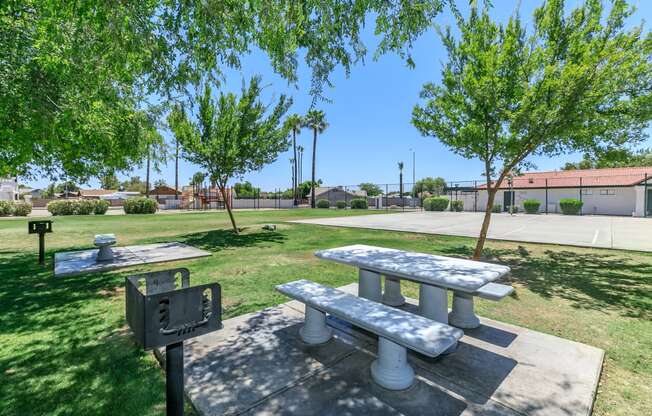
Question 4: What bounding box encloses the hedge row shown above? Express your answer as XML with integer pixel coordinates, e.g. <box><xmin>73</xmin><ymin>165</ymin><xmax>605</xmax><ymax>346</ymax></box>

<box><xmin>47</xmin><ymin>199</ymin><xmax>110</xmax><ymax>216</ymax></box>
<box><xmin>450</xmin><ymin>200</ymin><xmax>463</xmax><ymax>212</ymax></box>
<box><xmin>316</xmin><ymin>199</ymin><xmax>330</xmax><ymax>208</ymax></box>
<box><xmin>123</xmin><ymin>197</ymin><xmax>158</xmax><ymax>214</ymax></box>
<box><xmin>0</xmin><ymin>200</ymin><xmax>32</xmax><ymax>217</ymax></box>
<box><xmin>523</xmin><ymin>199</ymin><xmax>541</xmax><ymax>214</ymax></box>
<box><xmin>423</xmin><ymin>197</ymin><xmax>449</xmax><ymax>211</ymax></box>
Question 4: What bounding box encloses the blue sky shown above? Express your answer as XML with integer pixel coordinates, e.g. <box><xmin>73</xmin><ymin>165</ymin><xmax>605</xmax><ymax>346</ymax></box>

<box><xmin>25</xmin><ymin>0</ymin><xmax>651</xmax><ymax>191</ymax></box>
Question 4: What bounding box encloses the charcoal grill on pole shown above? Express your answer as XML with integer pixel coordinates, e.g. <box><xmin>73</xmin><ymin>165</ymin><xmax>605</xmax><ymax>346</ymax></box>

<box><xmin>125</xmin><ymin>268</ymin><xmax>221</xmax><ymax>416</ymax></box>
<box><xmin>28</xmin><ymin>220</ymin><xmax>52</xmax><ymax>265</ymax></box>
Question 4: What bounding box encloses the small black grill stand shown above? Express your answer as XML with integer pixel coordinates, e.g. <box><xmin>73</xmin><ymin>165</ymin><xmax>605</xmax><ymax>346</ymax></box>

<box><xmin>28</xmin><ymin>220</ymin><xmax>52</xmax><ymax>266</ymax></box>
<box><xmin>125</xmin><ymin>268</ymin><xmax>222</xmax><ymax>416</ymax></box>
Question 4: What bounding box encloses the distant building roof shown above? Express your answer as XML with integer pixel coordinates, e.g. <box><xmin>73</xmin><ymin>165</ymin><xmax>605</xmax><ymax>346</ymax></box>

<box><xmin>79</xmin><ymin>189</ymin><xmax>117</xmax><ymax>197</ymax></box>
<box><xmin>151</xmin><ymin>185</ymin><xmax>180</xmax><ymax>195</ymax></box>
<box><xmin>311</xmin><ymin>186</ymin><xmax>367</xmax><ymax>197</ymax></box>
<box><xmin>478</xmin><ymin>167</ymin><xmax>652</xmax><ymax>189</ymax></box>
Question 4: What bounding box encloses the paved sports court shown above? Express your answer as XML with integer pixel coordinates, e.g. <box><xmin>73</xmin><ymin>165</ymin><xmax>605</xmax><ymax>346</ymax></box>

<box><xmin>293</xmin><ymin>211</ymin><xmax>652</xmax><ymax>252</ymax></box>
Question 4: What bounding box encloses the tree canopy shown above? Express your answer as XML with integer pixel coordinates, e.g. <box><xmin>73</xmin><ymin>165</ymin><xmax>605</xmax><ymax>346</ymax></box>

<box><xmin>412</xmin><ymin>0</ymin><xmax>651</xmax><ymax>258</ymax></box>
<box><xmin>2</xmin><ymin>0</ymin><xmax>445</xmax><ymax>179</ymax></box>
<box><xmin>359</xmin><ymin>183</ymin><xmax>383</xmax><ymax>196</ymax></box>
<box><xmin>412</xmin><ymin>177</ymin><xmax>446</xmax><ymax>197</ymax></box>
<box><xmin>168</xmin><ymin>77</ymin><xmax>291</xmax><ymax>232</ymax></box>
<box><xmin>562</xmin><ymin>148</ymin><xmax>652</xmax><ymax>170</ymax></box>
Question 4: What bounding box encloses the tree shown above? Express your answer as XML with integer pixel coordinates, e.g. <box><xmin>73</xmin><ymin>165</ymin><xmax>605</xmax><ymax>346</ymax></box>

<box><xmin>99</xmin><ymin>173</ymin><xmax>120</xmax><ymax>190</ymax></box>
<box><xmin>1</xmin><ymin>1</ymin><xmax>445</xmax><ymax>180</ymax></box>
<box><xmin>303</xmin><ymin>110</ymin><xmax>329</xmax><ymax>208</ymax></box>
<box><xmin>359</xmin><ymin>183</ymin><xmax>383</xmax><ymax>197</ymax></box>
<box><xmin>121</xmin><ymin>176</ymin><xmax>147</xmax><ymax>194</ymax></box>
<box><xmin>169</xmin><ymin>78</ymin><xmax>291</xmax><ymax>233</ymax></box>
<box><xmin>413</xmin><ymin>0</ymin><xmax>651</xmax><ymax>260</ymax></box>
<box><xmin>398</xmin><ymin>161</ymin><xmax>404</xmax><ymax>198</ymax></box>
<box><xmin>299</xmin><ymin>180</ymin><xmax>322</xmax><ymax>199</ymax></box>
<box><xmin>285</xmin><ymin>114</ymin><xmax>303</xmax><ymax>205</ymax></box>
<box><xmin>233</xmin><ymin>182</ymin><xmax>260</xmax><ymax>199</ymax></box>
<box><xmin>412</xmin><ymin>177</ymin><xmax>446</xmax><ymax>197</ymax></box>
<box><xmin>563</xmin><ymin>148</ymin><xmax>652</xmax><ymax>170</ymax></box>
<box><xmin>154</xmin><ymin>179</ymin><xmax>168</xmax><ymax>188</ymax></box>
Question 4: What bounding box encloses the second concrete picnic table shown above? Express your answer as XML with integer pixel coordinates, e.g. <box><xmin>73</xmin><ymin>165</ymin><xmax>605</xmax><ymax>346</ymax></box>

<box><xmin>315</xmin><ymin>244</ymin><xmax>511</xmax><ymax>328</ymax></box>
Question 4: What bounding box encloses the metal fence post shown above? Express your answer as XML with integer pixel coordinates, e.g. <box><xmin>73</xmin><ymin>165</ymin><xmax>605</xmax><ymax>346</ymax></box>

<box><xmin>385</xmin><ymin>184</ymin><xmax>388</xmax><ymax>211</ymax></box>
<box><xmin>545</xmin><ymin>178</ymin><xmax>548</xmax><ymax>214</ymax></box>
<box><xmin>474</xmin><ymin>180</ymin><xmax>477</xmax><ymax>212</ymax></box>
<box><xmin>645</xmin><ymin>173</ymin><xmax>648</xmax><ymax>218</ymax></box>
<box><xmin>579</xmin><ymin>177</ymin><xmax>583</xmax><ymax>216</ymax></box>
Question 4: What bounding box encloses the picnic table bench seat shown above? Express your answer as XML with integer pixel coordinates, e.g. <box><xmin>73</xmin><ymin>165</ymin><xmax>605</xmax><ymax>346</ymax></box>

<box><xmin>276</xmin><ymin>279</ymin><xmax>463</xmax><ymax>390</ymax></box>
<box><xmin>448</xmin><ymin>282</ymin><xmax>514</xmax><ymax>328</ymax></box>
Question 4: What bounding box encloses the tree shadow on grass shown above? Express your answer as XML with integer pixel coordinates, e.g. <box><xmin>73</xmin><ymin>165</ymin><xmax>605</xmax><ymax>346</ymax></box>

<box><xmin>438</xmin><ymin>245</ymin><xmax>652</xmax><ymax>320</ymax></box>
<box><xmin>178</xmin><ymin>229</ymin><xmax>286</xmax><ymax>252</ymax></box>
<box><xmin>0</xmin><ymin>251</ymin><xmax>168</xmax><ymax>416</ymax></box>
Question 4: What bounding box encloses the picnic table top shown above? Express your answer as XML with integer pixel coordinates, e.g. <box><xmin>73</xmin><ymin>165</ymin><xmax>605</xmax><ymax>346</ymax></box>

<box><xmin>315</xmin><ymin>244</ymin><xmax>510</xmax><ymax>293</ymax></box>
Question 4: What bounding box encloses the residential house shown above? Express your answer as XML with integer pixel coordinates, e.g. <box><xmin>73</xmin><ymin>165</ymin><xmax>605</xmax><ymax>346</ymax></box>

<box><xmin>0</xmin><ymin>177</ymin><xmax>19</xmax><ymax>201</ymax></box>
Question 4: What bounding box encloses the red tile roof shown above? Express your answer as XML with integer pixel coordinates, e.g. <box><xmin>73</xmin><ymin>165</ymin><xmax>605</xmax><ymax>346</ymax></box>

<box><xmin>478</xmin><ymin>167</ymin><xmax>652</xmax><ymax>189</ymax></box>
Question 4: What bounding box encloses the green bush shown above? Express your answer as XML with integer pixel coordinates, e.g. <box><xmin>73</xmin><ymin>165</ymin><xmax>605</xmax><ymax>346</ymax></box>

<box><xmin>423</xmin><ymin>197</ymin><xmax>449</xmax><ymax>211</ymax></box>
<box><xmin>0</xmin><ymin>201</ymin><xmax>14</xmax><ymax>216</ymax></box>
<box><xmin>73</xmin><ymin>200</ymin><xmax>95</xmax><ymax>215</ymax></box>
<box><xmin>350</xmin><ymin>198</ymin><xmax>368</xmax><ymax>209</ymax></box>
<box><xmin>508</xmin><ymin>205</ymin><xmax>519</xmax><ymax>213</ymax></box>
<box><xmin>336</xmin><ymin>201</ymin><xmax>347</xmax><ymax>209</ymax></box>
<box><xmin>491</xmin><ymin>204</ymin><xmax>502</xmax><ymax>213</ymax></box>
<box><xmin>316</xmin><ymin>199</ymin><xmax>330</xmax><ymax>208</ymax></box>
<box><xmin>523</xmin><ymin>199</ymin><xmax>541</xmax><ymax>214</ymax></box>
<box><xmin>47</xmin><ymin>200</ymin><xmax>76</xmax><ymax>216</ymax></box>
<box><xmin>93</xmin><ymin>200</ymin><xmax>110</xmax><ymax>215</ymax></box>
<box><xmin>124</xmin><ymin>197</ymin><xmax>158</xmax><ymax>214</ymax></box>
<box><xmin>450</xmin><ymin>200</ymin><xmax>463</xmax><ymax>212</ymax></box>
<box><xmin>12</xmin><ymin>201</ymin><xmax>32</xmax><ymax>216</ymax></box>
<box><xmin>559</xmin><ymin>198</ymin><xmax>583</xmax><ymax>215</ymax></box>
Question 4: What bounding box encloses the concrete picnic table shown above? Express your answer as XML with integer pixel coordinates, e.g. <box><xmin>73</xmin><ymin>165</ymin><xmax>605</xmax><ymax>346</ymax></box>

<box><xmin>315</xmin><ymin>244</ymin><xmax>511</xmax><ymax>326</ymax></box>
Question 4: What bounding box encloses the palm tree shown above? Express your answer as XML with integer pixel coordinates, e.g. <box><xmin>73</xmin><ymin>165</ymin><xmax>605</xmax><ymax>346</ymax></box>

<box><xmin>303</xmin><ymin>110</ymin><xmax>328</xmax><ymax>208</ymax></box>
<box><xmin>297</xmin><ymin>145</ymin><xmax>304</xmax><ymax>185</ymax></box>
<box><xmin>174</xmin><ymin>137</ymin><xmax>179</xmax><ymax>200</ymax></box>
<box><xmin>398</xmin><ymin>161</ymin><xmax>404</xmax><ymax>199</ymax></box>
<box><xmin>285</xmin><ymin>114</ymin><xmax>303</xmax><ymax>205</ymax></box>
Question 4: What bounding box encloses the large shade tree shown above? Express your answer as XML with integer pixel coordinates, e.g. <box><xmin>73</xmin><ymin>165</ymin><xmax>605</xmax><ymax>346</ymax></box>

<box><xmin>303</xmin><ymin>110</ymin><xmax>329</xmax><ymax>208</ymax></box>
<box><xmin>413</xmin><ymin>0</ymin><xmax>651</xmax><ymax>259</ymax></box>
<box><xmin>2</xmin><ymin>1</ymin><xmax>445</xmax><ymax>180</ymax></box>
<box><xmin>168</xmin><ymin>77</ymin><xmax>291</xmax><ymax>233</ymax></box>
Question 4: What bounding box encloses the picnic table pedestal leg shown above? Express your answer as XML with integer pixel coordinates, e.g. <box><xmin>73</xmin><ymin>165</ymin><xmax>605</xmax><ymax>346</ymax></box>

<box><xmin>358</xmin><ymin>269</ymin><xmax>382</xmax><ymax>302</ymax></box>
<box><xmin>448</xmin><ymin>291</ymin><xmax>480</xmax><ymax>329</ymax></box>
<box><xmin>418</xmin><ymin>284</ymin><xmax>448</xmax><ymax>323</ymax></box>
<box><xmin>300</xmin><ymin>306</ymin><xmax>333</xmax><ymax>344</ymax></box>
<box><xmin>370</xmin><ymin>337</ymin><xmax>414</xmax><ymax>390</ymax></box>
<box><xmin>382</xmin><ymin>275</ymin><xmax>405</xmax><ymax>306</ymax></box>
<box><xmin>419</xmin><ymin>284</ymin><xmax>458</xmax><ymax>354</ymax></box>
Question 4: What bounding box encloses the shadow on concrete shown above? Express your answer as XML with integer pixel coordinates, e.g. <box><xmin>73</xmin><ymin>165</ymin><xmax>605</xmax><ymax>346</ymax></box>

<box><xmin>463</xmin><ymin>324</ymin><xmax>518</xmax><ymax>348</ymax></box>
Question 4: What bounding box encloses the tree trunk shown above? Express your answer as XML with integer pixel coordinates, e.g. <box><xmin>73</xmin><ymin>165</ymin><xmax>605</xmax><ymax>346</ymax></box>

<box><xmin>292</xmin><ymin>131</ymin><xmax>298</xmax><ymax>206</ymax></box>
<box><xmin>472</xmin><ymin>187</ymin><xmax>498</xmax><ymax>260</ymax></box>
<box><xmin>174</xmin><ymin>139</ymin><xmax>179</xmax><ymax>200</ymax></box>
<box><xmin>311</xmin><ymin>129</ymin><xmax>317</xmax><ymax>208</ymax></box>
<box><xmin>399</xmin><ymin>172</ymin><xmax>403</xmax><ymax>198</ymax></box>
<box><xmin>219</xmin><ymin>184</ymin><xmax>238</xmax><ymax>233</ymax></box>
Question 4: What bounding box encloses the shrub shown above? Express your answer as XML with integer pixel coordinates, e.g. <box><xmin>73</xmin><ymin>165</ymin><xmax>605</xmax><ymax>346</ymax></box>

<box><xmin>74</xmin><ymin>199</ymin><xmax>95</xmax><ymax>215</ymax></box>
<box><xmin>336</xmin><ymin>201</ymin><xmax>347</xmax><ymax>209</ymax></box>
<box><xmin>124</xmin><ymin>197</ymin><xmax>158</xmax><ymax>214</ymax></box>
<box><xmin>316</xmin><ymin>199</ymin><xmax>330</xmax><ymax>208</ymax></box>
<box><xmin>0</xmin><ymin>201</ymin><xmax>14</xmax><ymax>216</ymax></box>
<box><xmin>47</xmin><ymin>200</ymin><xmax>76</xmax><ymax>216</ymax></box>
<box><xmin>450</xmin><ymin>200</ymin><xmax>463</xmax><ymax>212</ymax></box>
<box><xmin>508</xmin><ymin>205</ymin><xmax>519</xmax><ymax>213</ymax></box>
<box><xmin>93</xmin><ymin>200</ymin><xmax>110</xmax><ymax>215</ymax></box>
<box><xmin>523</xmin><ymin>199</ymin><xmax>541</xmax><ymax>214</ymax></box>
<box><xmin>559</xmin><ymin>198</ymin><xmax>583</xmax><ymax>215</ymax></box>
<box><xmin>350</xmin><ymin>198</ymin><xmax>368</xmax><ymax>209</ymax></box>
<box><xmin>12</xmin><ymin>201</ymin><xmax>32</xmax><ymax>216</ymax></box>
<box><xmin>491</xmin><ymin>204</ymin><xmax>502</xmax><ymax>213</ymax></box>
<box><xmin>423</xmin><ymin>197</ymin><xmax>449</xmax><ymax>211</ymax></box>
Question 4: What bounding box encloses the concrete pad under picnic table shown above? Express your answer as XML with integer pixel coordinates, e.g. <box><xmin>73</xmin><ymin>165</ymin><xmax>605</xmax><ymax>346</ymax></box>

<box><xmin>54</xmin><ymin>242</ymin><xmax>210</xmax><ymax>276</ymax></box>
<box><xmin>170</xmin><ymin>283</ymin><xmax>603</xmax><ymax>416</ymax></box>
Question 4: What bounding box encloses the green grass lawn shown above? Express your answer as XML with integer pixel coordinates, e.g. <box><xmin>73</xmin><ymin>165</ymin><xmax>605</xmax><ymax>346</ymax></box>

<box><xmin>1</xmin><ymin>209</ymin><xmax>650</xmax><ymax>415</ymax></box>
